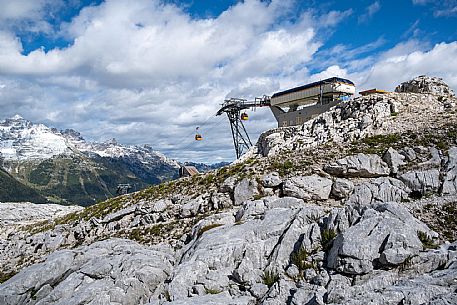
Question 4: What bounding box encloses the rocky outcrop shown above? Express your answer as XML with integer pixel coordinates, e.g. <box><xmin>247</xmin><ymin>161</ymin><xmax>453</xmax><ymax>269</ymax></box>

<box><xmin>0</xmin><ymin>202</ymin><xmax>83</xmax><ymax>239</ymax></box>
<box><xmin>246</xmin><ymin>76</ymin><xmax>457</xmax><ymax>158</ymax></box>
<box><xmin>0</xmin><ymin>239</ymin><xmax>174</xmax><ymax>305</ymax></box>
<box><xmin>282</xmin><ymin>174</ymin><xmax>332</xmax><ymax>200</ymax></box>
<box><xmin>327</xmin><ymin>203</ymin><xmax>434</xmax><ymax>274</ymax></box>
<box><xmin>324</xmin><ymin>154</ymin><xmax>390</xmax><ymax>178</ymax></box>
<box><xmin>0</xmin><ymin>202</ymin><xmax>82</xmax><ymax>227</ymax></box>
<box><xmin>395</xmin><ymin>75</ymin><xmax>455</xmax><ymax>97</ymax></box>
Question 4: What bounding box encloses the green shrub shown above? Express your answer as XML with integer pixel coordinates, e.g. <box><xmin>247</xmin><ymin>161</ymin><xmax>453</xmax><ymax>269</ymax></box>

<box><xmin>205</xmin><ymin>288</ymin><xmax>222</xmax><ymax>294</ymax></box>
<box><xmin>418</xmin><ymin>231</ymin><xmax>438</xmax><ymax>249</ymax></box>
<box><xmin>321</xmin><ymin>229</ymin><xmax>337</xmax><ymax>251</ymax></box>
<box><xmin>290</xmin><ymin>248</ymin><xmax>315</xmax><ymax>273</ymax></box>
<box><xmin>262</xmin><ymin>270</ymin><xmax>279</xmax><ymax>288</ymax></box>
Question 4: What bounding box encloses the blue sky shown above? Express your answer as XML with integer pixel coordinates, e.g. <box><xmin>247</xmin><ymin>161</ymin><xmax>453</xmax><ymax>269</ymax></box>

<box><xmin>0</xmin><ymin>0</ymin><xmax>456</xmax><ymax>163</ymax></box>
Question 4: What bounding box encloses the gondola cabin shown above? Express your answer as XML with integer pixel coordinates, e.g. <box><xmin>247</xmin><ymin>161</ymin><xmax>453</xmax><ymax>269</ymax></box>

<box><xmin>240</xmin><ymin>113</ymin><xmax>249</xmax><ymax>121</ymax></box>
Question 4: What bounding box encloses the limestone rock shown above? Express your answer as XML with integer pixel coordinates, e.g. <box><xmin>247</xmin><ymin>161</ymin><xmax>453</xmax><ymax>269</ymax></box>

<box><xmin>346</xmin><ymin>177</ymin><xmax>409</xmax><ymax>206</ymax></box>
<box><xmin>0</xmin><ymin>202</ymin><xmax>82</xmax><ymax>228</ymax></box>
<box><xmin>220</xmin><ymin>176</ymin><xmax>237</xmax><ymax>193</ymax></box>
<box><xmin>442</xmin><ymin>146</ymin><xmax>457</xmax><ymax>195</ymax></box>
<box><xmin>399</xmin><ymin>169</ymin><xmax>441</xmax><ymax>195</ymax></box>
<box><xmin>0</xmin><ymin>239</ymin><xmax>174</xmax><ymax>305</ymax></box>
<box><xmin>261</xmin><ymin>172</ymin><xmax>282</xmax><ymax>188</ymax></box>
<box><xmin>160</xmin><ymin>292</ymin><xmax>255</xmax><ymax>305</ymax></box>
<box><xmin>395</xmin><ymin>75</ymin><xmax>455</xmax><ymax>97</ymax></box>
<box><xmin>324</xmin><ymin>154</ymin><xmax>390</xmax><ymax>178</ymax></box>
<box><xmin>331</xmin><ymin>178</ymin><xmax>354</xmax><ymax>199</ymax></box>
<box><xmin>234</xmin><ymin>178</ymin><xmax>260</xmax><ymax>206</ymax></box>
<box><xmin>383</xmin><ymin>147</ymin><xmax>406</xmax><ymax>174</ymax></box>
<box><xmin>327</xmin><ymin>202</ymin><xmax>434</xmax><ymax>275</ymax></box>
<box><xmin>282</xmin><ymin>174</ymin><xmax>332</xmax><ymax>200</ymax></box>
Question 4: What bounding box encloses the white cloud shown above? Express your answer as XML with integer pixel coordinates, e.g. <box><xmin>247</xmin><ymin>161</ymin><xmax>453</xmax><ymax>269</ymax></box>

<box><xmin>318</xmin><ymin>9</ymin><xmax>353</xmax><ymax>27</ymax></box>
<box><xmin>1</xmin><ymin>0</ymin><xmax>456</xmax><ymax>163</ymax></box>
<box><xmin>434</xmin><ymin>6</ymin><xmax>457</xmax><ymax>17</ymax></box>
<box><xmin>354</xmin><ymin>41</ymin><xmax>457</xmax><ymax>92</ymax></box>
<box><xmin>412</xmin><ymin>0</ymin><xmax>457</xmax><ymax>17</ymax></box>
<box><xmin>412</xmin><ymin>0</ymin><xmax>431</xmax><ymax>5</ymax></box>
<box><xmin>358</xmin><ymin>1</ymin><xmax>381</xmax><ymax>23</ymax></box>
<box><xmin>0</xmin><ymin>0</ymin><xmax>333</xmax><ymax>162</ymax></box>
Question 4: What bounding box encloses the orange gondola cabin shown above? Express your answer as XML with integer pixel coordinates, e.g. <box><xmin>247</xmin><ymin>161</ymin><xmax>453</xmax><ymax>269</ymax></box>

<box><xmin>195</xmin><ymin>127</ymin><xmax>203</xmax><ymax>141</ymax></box>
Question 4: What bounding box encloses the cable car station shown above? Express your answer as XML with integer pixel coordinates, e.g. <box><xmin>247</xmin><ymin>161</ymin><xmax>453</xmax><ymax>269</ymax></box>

<box><xmin>204</xmin><ymin>77</ymin><xmax>356</xmax><ymax>158</ymax></box>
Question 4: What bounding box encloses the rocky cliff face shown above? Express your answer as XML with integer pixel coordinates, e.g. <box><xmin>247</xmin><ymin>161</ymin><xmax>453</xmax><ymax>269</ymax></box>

<box><xmin>0</xmin><ymin>76</ymin><xmax>456</xmax><ymax>305</ymax></box>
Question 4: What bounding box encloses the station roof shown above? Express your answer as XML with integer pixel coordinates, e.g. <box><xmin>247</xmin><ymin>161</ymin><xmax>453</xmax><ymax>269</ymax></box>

<box><xmin>359</xmin><ymin>88</ymin><xmax>388</xmax><ymax>96</ymax></box>
<box><xmin>272</xmin><ymin>77</ymin><xmax>355</xmax><ymax>98</ymax></box>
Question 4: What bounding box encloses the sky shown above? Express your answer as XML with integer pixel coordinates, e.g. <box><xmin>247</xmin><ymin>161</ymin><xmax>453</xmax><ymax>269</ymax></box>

<box><xmin>0</xmin><ymin>0</ymin><xmax>456</xmax><ymax>163</ymax></box>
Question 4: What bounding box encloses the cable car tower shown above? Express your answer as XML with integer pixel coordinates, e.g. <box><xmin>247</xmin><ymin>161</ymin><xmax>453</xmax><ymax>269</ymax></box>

<box><xmin>216</xmin><ymin>97</ymin><xmax>270</xmax><ymax>159</ymax></box>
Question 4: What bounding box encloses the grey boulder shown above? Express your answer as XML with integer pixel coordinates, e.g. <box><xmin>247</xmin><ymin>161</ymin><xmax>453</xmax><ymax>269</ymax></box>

<box><xmin>282</xmin><ymin>174</ymin><xmax>332</xmax><ymax>200</ymax></box>
<box><xmin>324</xmin><ymin>153</ymin><xmax>390</xmax><ymax>178</ymax></box>
<box><xmin>234</xmin><ymin>178</ymin><xmax>260</xmax><ymax>206</ymax></box>
<box><xmin>327</xmin><ymin>202</ymin><xmax>435</xmax><ymax>275</ymax></box>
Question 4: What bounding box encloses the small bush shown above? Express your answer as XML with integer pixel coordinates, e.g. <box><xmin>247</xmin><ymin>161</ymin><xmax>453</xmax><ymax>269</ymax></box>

<box><xmin>262</xmin><ymin>270</ymin><xmax>280</xmax><ymax>288</ymax></box>
<box><xmin>418</xmin><ymin>231</ymin><xmax>438</xmax><ymax>249</ymax></box>
<box><xmin>290</xmin><ymin>248</ymin><xmax>315</xmax><ymax>273</ymax></box>
<box><xmin>0</xmin><ymin>271</ymin><xmax>17</xmax><ymax>284</ymax></box>
<box><xmin>321</xmin><ymin>229</ymin><xmax>337</xmax><ymax>251</ymax></box>
<box><xmin>205</xmin><ymin>288</ymin><xmax>222</xmax><ymax>294</ymax></box>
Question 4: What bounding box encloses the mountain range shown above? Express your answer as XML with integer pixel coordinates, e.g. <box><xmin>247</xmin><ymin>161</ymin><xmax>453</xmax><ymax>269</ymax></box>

<box><xmin>0</xmin><ymin>115</ymin><xmax>183</xmax><ymax>205</ymax></box>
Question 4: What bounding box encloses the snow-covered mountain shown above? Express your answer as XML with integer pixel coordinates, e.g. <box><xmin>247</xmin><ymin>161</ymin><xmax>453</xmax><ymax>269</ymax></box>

<box><xmin>0</xmin><ymin>115</ymin><xmax>180</xmax><ymax>205</ymax></box>
<box><xmin>0</xmin><ymin>115</ymin><xmax>180</xmax><ymax>169</ymax></box>
<box><xmin>0</xmin><ymin>115</ymin><xmax>70</xmax><ymax>161</ymax></box>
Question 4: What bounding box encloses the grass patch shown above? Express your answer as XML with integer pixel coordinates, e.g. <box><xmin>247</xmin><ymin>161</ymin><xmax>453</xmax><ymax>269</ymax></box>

<box><xmin>362</xmin><ymin>134</ymin><xmax>401</xmax><ymax>147</ymax></box>
<box><xmin>253</xmin><ymin>193</ymin><xmax>264</xmax><ymax>200</ymax></box>
<box><xmin>418</xmin><ymin>231</ymin><xmax>438</xmax><ymax>250</ymax></box>
<box><xmin>198</xmin><ymin>223</ymin><xmax>223</xmax><ymax>237</ymax></box>
<box><xmin>290</xmin><ymin>248</ymin><xmax>316</xmax><ymax>275</ymax></box>
<box><xmin>129</xmin><ymin>224</ymin><xmax>165</xmax><ymax>243</ymax></box>
<box><xmin>0</xmin><ymin>271</ymin><xmax>17</xmax><ymax>284</ymax></box>
<box><xmin>321</xmin><ymin>229</ymin><xmax>337</xmax><ymax>251</ymax></box>
<box><xmin>269</xmin><ymin>160</ymin><xmax>294</xmax><ymax>176</ymax></box>
<box><xmin>262</xmin><ymin>270</ymin><xmax>280</xmax><ymax>288</ymax></box>
<box><xmin>205</xmin><ymin>288</ymin><xmax>222</xmax><ymax>294</ymax></box>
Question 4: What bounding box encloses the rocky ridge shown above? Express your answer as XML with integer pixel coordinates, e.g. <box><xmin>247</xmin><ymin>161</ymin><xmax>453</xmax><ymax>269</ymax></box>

<box><xmin>0</xmin><ymin>76</ymin><xmax>457</xmax><ymax>304</ymax></box>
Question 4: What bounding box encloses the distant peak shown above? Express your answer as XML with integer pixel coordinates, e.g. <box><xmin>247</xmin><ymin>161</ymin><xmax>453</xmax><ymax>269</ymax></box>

<box><xmin>105</xmin><ymin>138</ymin><xmax>118</xmax><ymax>145</ymax></box>
<box><xmin>11</xmin><ymin>114</ymin><xmax>24</xmax><ymax>120</ymax></box>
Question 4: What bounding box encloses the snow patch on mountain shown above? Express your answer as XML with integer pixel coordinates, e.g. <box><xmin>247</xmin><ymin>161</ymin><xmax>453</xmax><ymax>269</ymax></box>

<box><xmin>0</xmin><ymin>115</ymin><xmax>180</xmax><ymax>168</ymax></box>
<box><xmin>0</xmin><ymin>115</ymin><xmax>70</xmax><ymax>160</ymax></box>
